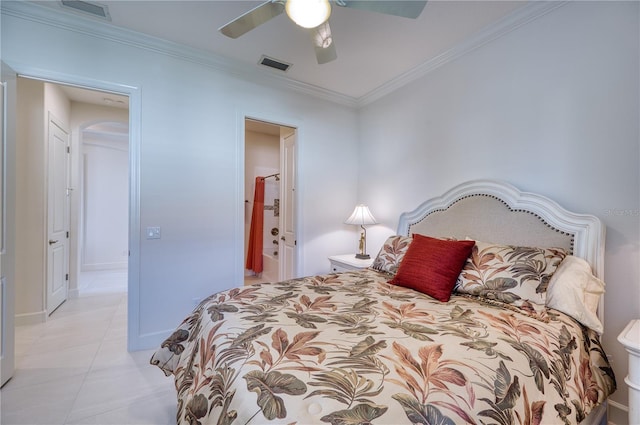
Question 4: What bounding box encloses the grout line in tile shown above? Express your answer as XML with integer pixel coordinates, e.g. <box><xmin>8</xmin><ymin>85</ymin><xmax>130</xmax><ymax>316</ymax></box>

<box><xmin>62</xmin><ymin>292</ymin><xmax>125</xmax><ymax>425</ymax></box>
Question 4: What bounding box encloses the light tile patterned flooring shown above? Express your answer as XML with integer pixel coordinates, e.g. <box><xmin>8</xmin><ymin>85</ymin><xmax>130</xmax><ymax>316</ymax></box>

<box><xmin>244</xmin><ymin>274</ymin><xmax>270</xmax><ymax>285</ymax></box>
<box><xmin>1</xmin><ymin>271</ymin><xmax>177</xmax><ymax>425</ymax></box>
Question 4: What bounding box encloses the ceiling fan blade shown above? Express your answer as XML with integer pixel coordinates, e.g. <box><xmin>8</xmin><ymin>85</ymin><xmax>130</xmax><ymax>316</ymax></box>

<box><xmin>219</xmin><ymin>1</ymin><xmax>285</xmax><ymax>39</ymax></box>
<box><xmin>310</xmin><ymin>21</ymin><xmax>337</xmax><ymax>64</ymax></box>
<box><xmin>336</xmin><ymin>1</ymin><xmax>427</xmax><ymax>19</ymax></box>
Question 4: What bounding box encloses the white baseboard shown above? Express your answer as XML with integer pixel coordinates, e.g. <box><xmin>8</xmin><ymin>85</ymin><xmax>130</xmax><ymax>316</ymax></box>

<box><xmin>129</xmin><ymin>328</ymin><xmax>175</xmax><ymax>351</ymax></box>
<box><xmin>82</xmin><ymin>262</ymin><xmax>128</xmax><ymax>271</ymax></box>
<box><xmin>15</xmin><ymin>310</ymin><xmax>46</xmax><ymax>326</ymax></box>
<box><xmin>608</xmin><ymin>398</ymin><xmax>628</xmax><ymax>425</ymax></box>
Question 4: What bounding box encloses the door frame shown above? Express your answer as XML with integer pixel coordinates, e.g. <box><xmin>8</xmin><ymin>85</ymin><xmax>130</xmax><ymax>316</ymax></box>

<box><xmin>237</xmin><ymin>111</ymin><xmax>303</xmax><ymax>285</ymax></box>
<box><xmin>1</xmin><ymin>61</ymin><xmax>17</xmax><ymax>387</ymax></box>
<box><xmin>6</xmin><ymin>63</ymin><xmax>143</xmax><ymax>351</ymax></box>
<box><xmin>279</xmin><ymin>130</ymin><xmax>296</xmax><ymax>281</ymax></box>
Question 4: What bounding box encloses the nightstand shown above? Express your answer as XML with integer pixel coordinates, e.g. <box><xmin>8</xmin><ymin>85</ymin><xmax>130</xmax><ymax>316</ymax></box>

<box><xmin>328</xmin><ymin>254</ymin><xmax>374</xmax><ymax>273</ymax></box>
<box><xmin>618</xmin><ymin>319</ymin><xmax>640</xmax><ymax>425</ymax></box>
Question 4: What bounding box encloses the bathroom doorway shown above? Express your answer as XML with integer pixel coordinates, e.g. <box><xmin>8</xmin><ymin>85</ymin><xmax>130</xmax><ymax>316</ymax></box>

<box><xmin>244</xmin><ymin>118</ymin><xmax>296</xmax><ymax>284</ymax></box>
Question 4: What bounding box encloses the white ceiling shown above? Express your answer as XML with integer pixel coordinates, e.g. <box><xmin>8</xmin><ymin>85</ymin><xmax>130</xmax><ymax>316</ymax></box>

<box><xmin>32</xmin><ymin>0</ymin><xmax>530</xmax><ymax>101</ymax></box>
<box><xmin>246</xmin><ymin>119</ymin><xmax>282</xmax><ymax>136</ymax></box>
<box><xmin>59</xmin><ymin>85</ymin><xmax>129</xmax><ymax>109</ymax></box>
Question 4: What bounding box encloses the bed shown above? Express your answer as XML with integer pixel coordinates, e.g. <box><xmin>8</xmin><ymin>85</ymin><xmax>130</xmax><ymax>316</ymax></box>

<box><xmin>151</xmin><ymin>180</ymin><xmax>616</xmax><ymax>425</ymax></box>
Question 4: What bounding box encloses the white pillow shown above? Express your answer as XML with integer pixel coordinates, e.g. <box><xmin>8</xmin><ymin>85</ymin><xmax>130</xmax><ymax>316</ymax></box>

<box><xmin>546</xmin><ymin>256</ymin><xmax>605</xmax><ymax>333</ymax></box>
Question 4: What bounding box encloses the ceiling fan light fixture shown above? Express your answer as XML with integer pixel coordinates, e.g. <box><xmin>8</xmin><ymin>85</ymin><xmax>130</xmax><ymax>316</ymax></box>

<box><xmin>313</xmin><ymin>22</ymin><xmax>333</xmax><ymax>48</ymax></box>
<box><xmin>285</xmin><ymin>0</ymin><xmax>331</xmax><ymax>29</ymax></box>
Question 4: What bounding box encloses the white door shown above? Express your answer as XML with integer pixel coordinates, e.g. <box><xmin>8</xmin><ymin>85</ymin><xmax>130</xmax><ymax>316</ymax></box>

<box><xmin>279</xmin><ymin>130</ymin><xmax>296</xmax><ymax>280</ymax></box>
<box><xmin>1</xmin><ymin>62</ymin><xmax>17</xmax><ymax>387</ymax></box>
<box><xmin>46</xmin><ymin>116</ymin><xmax>70</xmax><ymax>314</ymax></box>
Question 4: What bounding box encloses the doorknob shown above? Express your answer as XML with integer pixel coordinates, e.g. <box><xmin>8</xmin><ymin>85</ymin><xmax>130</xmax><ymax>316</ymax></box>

<box><xmin>49</xmin><ymin>239</ymin><xmax>58</xmax><ymax>245</ymax></box>
<box><xmin>281</xmin><ymin>236</ymin><xmax>285</xmax><ymax>241</ymax></box>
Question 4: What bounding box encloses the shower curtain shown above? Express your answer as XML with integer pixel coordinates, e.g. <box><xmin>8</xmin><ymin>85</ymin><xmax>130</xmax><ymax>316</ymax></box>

<box><xmin>246</xmin><ymin>177</ymin><xmax>265</xmax><ymax>274</ymax></box>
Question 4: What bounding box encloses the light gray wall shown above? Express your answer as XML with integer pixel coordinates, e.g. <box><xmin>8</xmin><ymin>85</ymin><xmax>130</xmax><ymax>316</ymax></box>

<box><xmin>2</xmin><ymin>4</ymin><xmax>359</xmax><ymax>348</ymax></box>
<box><xmin>357</xmin><ymin>1</ymin><xmax>639</xmax><ymax>416</ymax></box>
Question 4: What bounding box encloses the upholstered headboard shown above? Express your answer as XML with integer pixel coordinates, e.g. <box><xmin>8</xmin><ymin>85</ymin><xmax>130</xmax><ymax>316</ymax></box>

<box><xmin>397</xmin><ymin>180</ymin><xmax>605</xmax><ymax>280</ymax></box>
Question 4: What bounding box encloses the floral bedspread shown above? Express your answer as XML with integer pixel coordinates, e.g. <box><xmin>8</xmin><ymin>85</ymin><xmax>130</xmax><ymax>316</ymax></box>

<box><xmin>150</xmin><ymin>269</ymin><xmax>615</xmax><ymax>425</ymax></box>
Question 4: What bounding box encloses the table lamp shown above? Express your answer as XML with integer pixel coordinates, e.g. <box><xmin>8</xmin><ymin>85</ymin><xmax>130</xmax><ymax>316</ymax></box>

<box><xmin>344</xmin><ymin>204</ymin><xmax>377</xmax><ymax>259</ymax></box>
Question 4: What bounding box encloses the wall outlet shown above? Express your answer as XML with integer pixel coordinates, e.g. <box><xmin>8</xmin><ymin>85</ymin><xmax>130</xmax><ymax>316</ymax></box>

<box><xmin>146</xmin><ymin>226</ymin><xmax>161</xmax><ymax>239</ymax></box>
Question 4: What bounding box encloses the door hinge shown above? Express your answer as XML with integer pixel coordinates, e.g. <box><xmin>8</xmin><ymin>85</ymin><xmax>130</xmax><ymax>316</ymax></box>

<box><xmin>66</xmin><ymin>231</ymin><xmax>69</xmax><ymax>238</ymax></box>
<box><xmin>65</xmin><ymin>273</ymin><xmax>69</xmax><ymax>281</ymax></box>
<box><xmin>66</xmin><ymin>146</ymin><xmax>70</xmax><ymax>154</ymax></box>
<box><xmin>295</xmin><ymin>240</ymin><xmax>297</xmax><ymax>246</ymax></box>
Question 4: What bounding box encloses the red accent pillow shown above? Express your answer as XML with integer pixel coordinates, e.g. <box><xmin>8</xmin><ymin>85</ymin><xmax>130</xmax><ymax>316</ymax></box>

<box><xmin>389</xmin><ymin>234</ymin><xmax>475</xmax><ymax>302</ymax></box>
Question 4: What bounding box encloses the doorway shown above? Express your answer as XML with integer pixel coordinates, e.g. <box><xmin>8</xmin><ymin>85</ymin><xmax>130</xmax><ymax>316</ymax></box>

<box><xmin>4</xmin><ymin>66</ymin><xmax>142</xmax><ymax>362</ymax></box>
<box><xmin>59</xmin><ymin>84</ymin><xmax>130</xmax><ymax>298</ymax></box>
<box><xmin>76</xmin><ymin>119</ymin><xmax>129</xmax><ymax>295</ymax></box>
<box><xmin>244</xmin><ymin>118</ymin><xmax>296</xmax><ymax>284</ymax></box>
<box><xmin>14</xmin><ymin>76</ymin><xmax>130</xmax><ymax>314</ymax></box>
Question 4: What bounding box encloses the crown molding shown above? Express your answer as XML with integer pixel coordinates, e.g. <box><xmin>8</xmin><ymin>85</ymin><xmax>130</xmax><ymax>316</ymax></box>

<box><xmin>357</xmin><ymin>1</ymin><xmax>569</xmax><ymax>108</ymax></box>
<box><xmin>1</xmin><ymin>1</ymin><xmax>359</xmax><ymax>108</ymax></box>
<box><xmin>2</xmin><ymin>1</ymin><xmax>567</xmax><ymax>110</ymax></box>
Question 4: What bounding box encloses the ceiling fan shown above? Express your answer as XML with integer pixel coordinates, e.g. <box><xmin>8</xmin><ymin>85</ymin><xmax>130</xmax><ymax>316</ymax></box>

<box><xmin>219</xmin><ymin>0</ymin><xmax>427</xmax><ymax>65</ymax></box>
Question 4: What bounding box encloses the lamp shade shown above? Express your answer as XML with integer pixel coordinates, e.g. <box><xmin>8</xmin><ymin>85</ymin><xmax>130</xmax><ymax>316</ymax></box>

<box><xmin>285</xmin><ymin>0</ymin><xmax>331</xmax><ymax>29</ymax></box>
<box><xmin>345</xmin><ymin>204</ymin><xmax>377</xmax><ymax>226</ymax></box>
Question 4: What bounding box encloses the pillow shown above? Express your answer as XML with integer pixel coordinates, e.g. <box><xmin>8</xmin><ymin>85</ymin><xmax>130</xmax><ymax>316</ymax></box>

<box><xmin>371</xmin><ymin>235</ymin><xmax>412</xmax><ymax>275</ymax></box>
<box><xmin>455</xmin><ymin>240</ymin><xmax>567</xmax><ymax>306</ymax></box>
<box><xmin>546</xmin><ymin>255</ymin><xmax>604</xmax><ymax>333</ymax></box>
<box><xmin>389</xmin><ymin>234</ymin><xmax>475</xmax><ymax>302</ymax></box>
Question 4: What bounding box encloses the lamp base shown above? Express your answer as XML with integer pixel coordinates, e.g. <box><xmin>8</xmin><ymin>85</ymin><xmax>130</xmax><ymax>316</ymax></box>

<box><xmin>355</xmin><ymin>253</ymin><xmax>370</xmax><ymax>260</ymax></box>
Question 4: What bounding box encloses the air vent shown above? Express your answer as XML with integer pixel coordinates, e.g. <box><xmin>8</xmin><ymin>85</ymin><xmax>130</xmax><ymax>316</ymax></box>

<box><xmin>259</xmin><ymin>56</ymin><xmax>292</xmax><ymax>72</ymax></box>
<box><xmin>60</xmin><ymin>0</ymin><xmax>111</xmax><ymax>20</ymax></box>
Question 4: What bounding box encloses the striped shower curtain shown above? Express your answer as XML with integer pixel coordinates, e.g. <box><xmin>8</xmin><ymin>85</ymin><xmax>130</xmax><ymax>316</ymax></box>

<box><xmin>246</xmin><ymin>177</ymin><xmax>265</xmax><ymax>273</ymax></box>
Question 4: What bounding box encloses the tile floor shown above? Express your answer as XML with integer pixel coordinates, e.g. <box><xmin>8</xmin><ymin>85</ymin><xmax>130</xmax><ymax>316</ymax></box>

<box><xmin>0</xmin><ymin>271</ymin><xmax>177</xmax><ymax>425</ymax></box>
<box><xmin>75</xmin><ymin>269</ymin><xmax>129</xmax><ymax>295</ymax></box>
<box><xmin>244</xmin><ymin>274</ymin><xmax>270</xmax><ymax>286</ymax></box>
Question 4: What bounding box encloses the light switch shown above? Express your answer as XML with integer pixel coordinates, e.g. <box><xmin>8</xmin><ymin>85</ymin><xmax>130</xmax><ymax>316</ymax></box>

<box><xmin>146</xmin><ymin>226</ymin><xmax>161</xmax><ymax>239</ymax></box>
